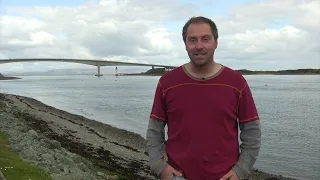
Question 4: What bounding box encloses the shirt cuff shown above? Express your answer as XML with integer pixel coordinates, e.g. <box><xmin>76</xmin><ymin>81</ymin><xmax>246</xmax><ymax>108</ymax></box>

<box><xmin>151</xmin><ymin>160</ymin><xmax>168</xmax><ymax>176</ymax></box>
<box><xmin>232</xmin><ymin>163</ymin><xmax>248</xmax><ymax>179</ymax></box>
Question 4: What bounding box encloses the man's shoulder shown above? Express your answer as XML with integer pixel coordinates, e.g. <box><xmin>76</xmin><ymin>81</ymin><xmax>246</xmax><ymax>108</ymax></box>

<box><xmin>223</xmin><ymin>66</ymin><xmax>244</xmax><ymax>77</ymax></box>
<box><xmin>158</xmin><ymin>66</ymin><xmax>183</xmax><ymax>86</ymax></box>
<box><xmin>221</xmin><ymin>65</ymin><xmax>248</xmax><ymax>87</ymax></box>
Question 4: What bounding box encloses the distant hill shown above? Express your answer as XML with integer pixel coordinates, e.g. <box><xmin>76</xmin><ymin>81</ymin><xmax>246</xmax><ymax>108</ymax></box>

<box><xmin>237</xmin><ymin>69</ymin><xmax>320</xmax><ymax>75</ymax></box>
<box><xmin>118</xmin><ymin>68</ymin><xmax>320</xmax><ymax>76</ymax></box>
<box><xmin>0</xmin><ymin>72</ymin><xmax>20</xmax><ymax>80</ymax></box>
<box><xmin>144</xmin><ymin>68</ymin><xmax>166</xmax><ymax>75</ymax></box>
<box><xmin>117</xmin><ymin>68</ymin><xmax>166</xmax><ymax>76</ymax></box>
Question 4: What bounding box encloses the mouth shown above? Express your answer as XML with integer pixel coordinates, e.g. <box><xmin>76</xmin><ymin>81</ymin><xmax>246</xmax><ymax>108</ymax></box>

<box><xmin>193</xmin><ymin>52</ymin><xmax>207</xmax><ymax>57</ymax></box>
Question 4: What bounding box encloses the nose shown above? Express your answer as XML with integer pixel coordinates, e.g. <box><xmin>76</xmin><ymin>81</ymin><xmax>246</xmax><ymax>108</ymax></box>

<box><xmin>195</xmin><ymin>41</ymin><xmax>204</xmax><ymax>49</ymax></box>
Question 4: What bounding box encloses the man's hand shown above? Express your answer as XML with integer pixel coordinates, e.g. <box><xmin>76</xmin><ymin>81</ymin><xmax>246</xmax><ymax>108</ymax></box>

<box><xmin>220</xmin><ymin>169</ymin><xmax>240</xmax><ymax>180</ymax></box>
<box><xmin>160</xmin><ymin>164</ymin><xmax>183</xmax><ymax>180</ymax></box>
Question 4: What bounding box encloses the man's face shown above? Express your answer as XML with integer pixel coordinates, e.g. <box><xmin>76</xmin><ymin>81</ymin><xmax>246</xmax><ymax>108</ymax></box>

<box><xmin>185</xmin><ymin>22</ymin><xmax>217</xmax><ymax>66</ymax></box>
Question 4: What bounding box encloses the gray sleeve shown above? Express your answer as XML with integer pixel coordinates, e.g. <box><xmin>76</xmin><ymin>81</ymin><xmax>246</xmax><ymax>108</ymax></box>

<box><xmin>146</xmin><ymin>118</ymin><xmax>168</xmax><ymax>176</ymax></box>
<box><xmin>232</xmin><ymin>120</ymin><xmax>261</xmax><ymax>179</ymax></box>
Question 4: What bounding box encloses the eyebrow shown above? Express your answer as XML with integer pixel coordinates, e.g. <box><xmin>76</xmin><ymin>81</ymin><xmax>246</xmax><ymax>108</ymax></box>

<box><xmin>203</xmin><ymin>35</ymin><xmax>212</xmax><ymax>38</ymax></box>
<box><xmin>188</xmin><ymin>35</ymin><xmax>212</xmax><ymax>39</ymax></box>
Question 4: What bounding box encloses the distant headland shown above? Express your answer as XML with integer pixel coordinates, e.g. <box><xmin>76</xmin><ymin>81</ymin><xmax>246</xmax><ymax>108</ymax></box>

<box><xmin>117</xmin><ymin>68</ymin><xmax>320</xmax><ymax>76</ymax></box>
<box><xmin>0</xmin><ymin>73</ymin><xmax>21</xmax><ymax>80</ymax></box>
<box><xmin>237</xmin><ymin>68</ymin><xmax>320</xmax><ymax>75</ymax></box>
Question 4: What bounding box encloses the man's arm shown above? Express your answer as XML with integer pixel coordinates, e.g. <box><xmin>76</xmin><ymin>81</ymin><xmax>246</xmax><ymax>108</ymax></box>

<box><xmin>146</xmin><ymin>118</ymin><xmax>168</xmax><ymax>176</ymax></box>
<box><xmin>232</xmin><ymin>120</ymin><xmax>261</xmax><ymax>179</ymax></box>
<box><xmin>233</xmin><ymin>80</ymin><xmax>261</xmax><ymax>179</ymax></box>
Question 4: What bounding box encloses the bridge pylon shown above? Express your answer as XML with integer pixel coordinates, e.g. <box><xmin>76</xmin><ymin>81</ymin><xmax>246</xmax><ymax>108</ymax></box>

<box><xmin>95</xmin><ymin>65</ymin><xmax>103</xmax><ymax>77</ymax></box>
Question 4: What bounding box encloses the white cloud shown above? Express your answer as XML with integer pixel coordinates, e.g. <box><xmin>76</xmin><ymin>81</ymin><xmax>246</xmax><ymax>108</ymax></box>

<box><xmin>0</xmin><ymin>0</ymin><xmax>319</xmax><ymax>73</ymax></box>
<box><xmin>145</xmin><ymin>28</ymin><xmax>175</xmax><ymax>54</ymax></box>
<box><xmin>213</xmin><ymin>0</ymin><xmax>320</xmax><ymax>70</ymax></box>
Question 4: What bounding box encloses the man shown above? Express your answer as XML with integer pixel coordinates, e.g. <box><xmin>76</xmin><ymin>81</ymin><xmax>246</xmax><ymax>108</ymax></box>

<box><xmin>146</xmin><ymin>16</ymin><xmax>261</xmax><ymax>180</ymax></box>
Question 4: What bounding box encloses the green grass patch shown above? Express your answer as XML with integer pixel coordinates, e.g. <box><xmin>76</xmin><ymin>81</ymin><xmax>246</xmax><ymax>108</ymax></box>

<box><xmin>0</xmin><ymin>130</ymin><xmax>51</xmax><ymax>180</ymax></box>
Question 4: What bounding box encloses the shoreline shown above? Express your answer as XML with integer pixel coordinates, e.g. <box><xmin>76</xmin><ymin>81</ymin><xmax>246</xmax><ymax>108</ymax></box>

<box><xmin>116</xmin><ymin>73</ymin><xmax>320</xmax><ymax>76</ymax></box>
<box><xmin>0</xmin><ymin>93</ymin><xmax>297</xmax><ymax>180</ymax></box>
<box><xmin>116</xmin><ymin>68</ymin><xmax>320</xmax><ymax>76</ymax></box>
<box><xmin>0</xmin><ymin>93</ymin><xmax>155</xmax><ymax>180</ymax></box>
<box><xmin>0</xmin><ymin>76</ymin><xmax>21</xmax><ymax>80</ymax></box>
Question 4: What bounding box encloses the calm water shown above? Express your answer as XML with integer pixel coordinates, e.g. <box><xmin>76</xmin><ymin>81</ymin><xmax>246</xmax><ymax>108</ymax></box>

<box><xmin>0</xmin><ymin>74</ymin><xmax>319</xmax><ymax>180</ymax></box>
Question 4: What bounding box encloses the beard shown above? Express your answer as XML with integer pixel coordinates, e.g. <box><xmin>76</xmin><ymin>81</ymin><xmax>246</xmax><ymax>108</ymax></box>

<box><xmin>188</xmin><ymin>51</ymin><xmax>213</xmax><ymax>67</ymax></box>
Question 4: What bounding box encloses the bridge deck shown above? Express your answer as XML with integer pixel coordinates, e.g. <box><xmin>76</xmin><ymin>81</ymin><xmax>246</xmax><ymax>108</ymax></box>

<box><xmin>0</xmin><ymin>58</ymin><xmax>177</xmax><ymax>68</ymax></box>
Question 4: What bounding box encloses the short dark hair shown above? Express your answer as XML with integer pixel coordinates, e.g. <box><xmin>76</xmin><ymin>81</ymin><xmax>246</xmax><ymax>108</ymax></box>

<box><xmin>182</xmin><ymin>16</ymin><xmax>218</xmax><ymax>43</ymax></box>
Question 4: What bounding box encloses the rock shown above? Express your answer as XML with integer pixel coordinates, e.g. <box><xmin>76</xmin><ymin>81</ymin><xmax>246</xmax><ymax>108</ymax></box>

<box><xmin>78</xmin><ymin>162</ymin><xmax>89</xmax><ymax>172</ymax></box>
<box><xmin>69</xmin><ymin>167</ymin><xmax>84</xmax><ymax>174</ymax></box>
<box><xmin>0</xmin><ymin>93</ymin><xmax>5</xmax><ymax>100</ymax></box>
<box><xmin>97</xmin><ymin>171</ymin><xmax>104</xmax><ymax>177</ymax></box>
<box><xmin>50</xmin><ymin>172</ymin><xmax>94</xmax><ymax>180</ymax></box>
<box><xmin>38</xmin><ymin>161</ymin><xmax>51</xmax><ymax>169</ymax></box>
<box><xmin>0</xmin><ymin>100</ymin><xmax>12</xmax><ymax>112</ymax></box>
<box><xmin>54</xmin><ymin>152</ymin><xmax>64</xmax><ymax>160</ymax></box>
<box><xmin>22</xmin><ymin>147</ymin><xmax>39</xmax><ymax>159</ymax></box>
<box><xmin>28</xmin><ymin>129</ymin><xmax>38</xmax><ymax>137</ymax></box>
<box><xmin>63</xmin><ymin>166</ymin><xmax>69</xmax><ymax>173</ymax></box>
<box><xmin>49</xmin><ymin>166</ymin><xmax>61</xmax><ymax>174</ymax></box>
<box><xmin>8</xmin><ymin>106</ymin><xmax>18</xmax><ymax>113</ymax></box>
<box><xmin>0</xmin><ymin>96</ymin><xmax>158</xmax><ymax>180</ymax></box>
<box><xmin>0</xmin><ymin>101</ymin><xmax>6</xmax><ymax>110</ymax></box>
<box><xmin>56</xmin><ymin>164</ymin><xmax>65</xmax><ymax>171</ymax></box>
<box><xmin>0</xmin><ymin>115</ymin><xmax>98</xmax><ymax>180</ymax></box>
<box><xmin>62</xmin><ymin>157</ymin><xmax>74</xmax><ymax>165</ymax></box>
<box><xmin>20</xmin><ymin>126</ymin><xmax>29</xmax><ymax>133</ymax></box>
<box><xmin>46</xmin><ymin>139</ymin><xmax>62</xmax><ymax>149</ymax></box>
<box><xmin>41</xmin><ymin>153</ymin><xmax>54</xmax><ymax>161</ymax></box>
<box><xmin>105</xmin><ymin>174</ymin><xmax>119</xmax><ymax>180</ymax></box>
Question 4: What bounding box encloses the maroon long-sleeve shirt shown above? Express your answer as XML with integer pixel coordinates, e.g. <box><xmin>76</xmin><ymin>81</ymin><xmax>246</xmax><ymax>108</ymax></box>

<box><xmin>148</xmin><ymin>65</ymin><xmax>261</xmax><ymax>180</ymax></box>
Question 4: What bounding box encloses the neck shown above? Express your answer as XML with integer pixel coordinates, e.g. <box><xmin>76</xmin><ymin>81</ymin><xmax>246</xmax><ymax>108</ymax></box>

<box><xmin>184</xmin><ymin>60</ymin><xmax>223</xmax><ymax>80</ymax></box>
<box><xmin>191</xmin><ymin>60</ymin><xmax>215</xmax><ymax>73</ymax></box>
<box><xmin>187</xmin><ymin>60</ymin><xmax>220</xmax><ymax>78</ymax></box>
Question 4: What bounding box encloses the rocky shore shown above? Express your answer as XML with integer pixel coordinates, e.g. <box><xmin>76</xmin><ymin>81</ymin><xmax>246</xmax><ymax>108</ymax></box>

<box><xmin>0</xmin><ymin>93</ymin><xmax>296</xmax><ymax>180</ymax></box>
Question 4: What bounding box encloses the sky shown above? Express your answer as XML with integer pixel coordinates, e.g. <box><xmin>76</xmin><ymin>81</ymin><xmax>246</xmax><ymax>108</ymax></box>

<box><xmin>0</xmin><ymin>0</ymin><xmax>319</xmax><ymax>73</ymax></box>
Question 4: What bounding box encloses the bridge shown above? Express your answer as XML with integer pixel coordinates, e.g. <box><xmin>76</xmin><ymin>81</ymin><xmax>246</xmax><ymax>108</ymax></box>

<box><xmin>0</xmin><ymin>58</ymin><xmax>177</xmax><ymax>76</ymax></box>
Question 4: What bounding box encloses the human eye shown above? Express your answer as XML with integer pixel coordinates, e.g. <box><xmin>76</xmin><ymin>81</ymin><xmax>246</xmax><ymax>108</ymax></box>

<box><xmin>203</xmin><ymin>36</ymin><xmax>211</xmax><ymax>41</ymax></box>
<box><xmin>188</xmin><ymin>38</ymin><xmax>196</xmax><ymax>43</ymax></box>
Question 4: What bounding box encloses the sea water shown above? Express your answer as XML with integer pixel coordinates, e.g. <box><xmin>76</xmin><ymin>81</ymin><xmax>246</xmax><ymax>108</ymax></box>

<box><xmin>1</xmin><ymin>74</ymin><xmax>319</xmax><ymax>180</ymax></box>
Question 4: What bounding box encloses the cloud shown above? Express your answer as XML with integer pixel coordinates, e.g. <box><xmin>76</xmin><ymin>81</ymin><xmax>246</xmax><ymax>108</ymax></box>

<box><xmin>0</xmin><ymin>0</ymin><xmax>319</xmax><ymax>73</ymax></box>
<box><xmin>213</xmin><ymin>0</ymin><xmax>320</xmax><ymax>70</ymax></box>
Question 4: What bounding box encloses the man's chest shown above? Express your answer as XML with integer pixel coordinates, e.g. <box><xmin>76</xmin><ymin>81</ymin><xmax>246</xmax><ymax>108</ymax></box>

<box><xmin>164</xmin><ymin>84</ymin><xmax>240</xmax><ymax>119</ymax></box>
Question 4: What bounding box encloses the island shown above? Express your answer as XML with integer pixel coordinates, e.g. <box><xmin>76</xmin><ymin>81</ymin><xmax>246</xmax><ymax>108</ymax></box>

<box><xmin>237</xmin><ymin>68</ymin><xmax>320</xmax><ymax>75</ymax></box>
<box><xmin>0</xmin><ymin>73</ymin><xmax>21</xmax><ymax>80</ymax></box>
<box><xmin>117</xmin><ymin>68</ymin><xmax>320</xmax><ymax>76</ymax></box>
<box><xmin>116</xmin><ymin>68</ymin><xmax>166</xmax><ymax>76</ymax></box>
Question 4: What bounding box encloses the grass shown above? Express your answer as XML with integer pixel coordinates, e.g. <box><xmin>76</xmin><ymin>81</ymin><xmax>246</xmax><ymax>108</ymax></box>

<box><xmin>0</xmin><ymin>130</ymin><xmax>51</xmax><ymax>180</ymax></box>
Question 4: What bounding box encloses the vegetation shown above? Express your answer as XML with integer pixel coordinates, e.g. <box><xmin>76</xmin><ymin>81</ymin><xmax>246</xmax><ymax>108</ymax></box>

<box><xmin>0</xmin><ymin>130</ymin><xmax>51</xmax><ymax>180</ymax></box>
<box><xmin>143</xmin><ymin>68</ymin><xmax>166</xmax><ymax>75</ymax></box>
<box><xmin>145</xmin><ymin>68</ymin><xmax>320</xmax><ymax>75</ymax></box>
<box><xmin>117</xmin><ymin>68</ymin><xmax>166</xmax><ymax>76</ymax></box>
<box><xmin>237</xmin><ymin>69</ymin><xmax>320</xmax><ymax>75</ymax></box>
<box><xmin>0</xmin><ymin>73</ymin><xmax>20</xmax><ymax>80</ymax></box>
<box><xmin>118</xmin><ymin>68</ymin><xmax>320</xmax><ymax>76</ymax></box>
